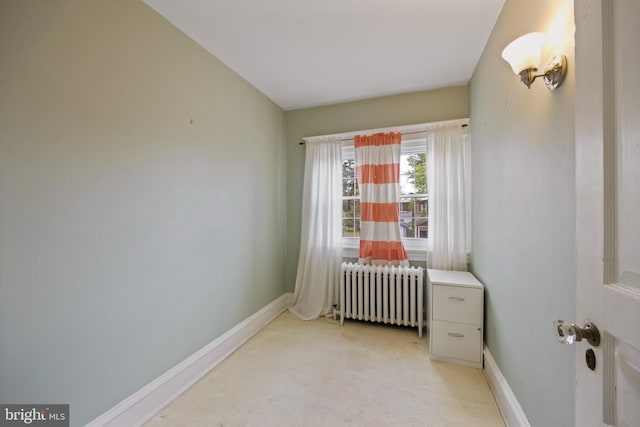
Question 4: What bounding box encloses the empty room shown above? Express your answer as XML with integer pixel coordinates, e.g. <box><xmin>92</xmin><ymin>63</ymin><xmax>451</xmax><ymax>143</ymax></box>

<box><xmin>1</xmin><ymin>1</ymin><xmax>638</xmax><ymax>426</ymax></box>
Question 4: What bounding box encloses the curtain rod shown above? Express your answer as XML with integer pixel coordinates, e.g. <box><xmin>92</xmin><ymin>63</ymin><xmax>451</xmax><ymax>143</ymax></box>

<box><xmin>299</xmin><ymin>123</ymin><xmax>468</xmax><ymax>145</ymax></box>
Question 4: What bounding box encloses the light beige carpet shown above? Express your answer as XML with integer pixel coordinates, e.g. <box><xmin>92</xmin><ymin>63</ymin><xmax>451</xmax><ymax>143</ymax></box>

<box><xmin>146</xmin><ymin>311</ymin><xmax>504</xmax><ymax>427</ymax></box>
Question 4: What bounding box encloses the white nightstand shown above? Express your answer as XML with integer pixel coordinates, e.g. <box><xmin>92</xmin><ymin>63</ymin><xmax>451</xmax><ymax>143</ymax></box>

<box><xmin>427</xmin><ymin>269</ymin><xmax>484</xmax><ymax>369</ymax></box>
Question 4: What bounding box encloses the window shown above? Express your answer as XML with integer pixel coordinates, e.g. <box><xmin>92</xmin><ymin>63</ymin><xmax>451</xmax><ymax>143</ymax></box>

<box><xmin>399</xmin><ymin>148</ymin><xmax>428</xmax><ymax>239</ymax></box>
<box><xmin>304</xmin><ymin>120</ymin><xmax>469</xmax><ymax>262</ymax></box>
<box><xmin>342</xmin><ymin>158</ymin><xmax>360</xmax><ymax>238</ymax></box>
<box><xmin>341</xmin><ymin>137</ymin><xmax>428</xmax><ymax>240</ymax></box>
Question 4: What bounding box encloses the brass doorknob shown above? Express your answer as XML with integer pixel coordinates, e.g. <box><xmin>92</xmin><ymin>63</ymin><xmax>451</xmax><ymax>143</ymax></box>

<box><xmin>553</xmin><ymin>320</ymin><xmax>600</xmax><ymax>347</ymax></box>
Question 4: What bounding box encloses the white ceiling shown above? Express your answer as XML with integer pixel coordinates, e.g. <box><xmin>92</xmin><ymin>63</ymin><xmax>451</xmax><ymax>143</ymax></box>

<box><xmin>144</xmin><ymin>0</ymin><xmax>504</xmax><ymax>111</ymax></box>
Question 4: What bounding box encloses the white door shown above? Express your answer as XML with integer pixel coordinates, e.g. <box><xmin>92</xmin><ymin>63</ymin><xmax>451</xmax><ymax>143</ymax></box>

<box><xmin>575</xmin><ymin>0</ymin><xmax>640</xmax><ymax>426</ymax></box>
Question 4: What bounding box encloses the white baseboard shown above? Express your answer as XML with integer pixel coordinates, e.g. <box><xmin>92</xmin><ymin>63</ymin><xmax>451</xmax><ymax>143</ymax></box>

<box><xmin>285</xmin><ymin>292</ymin><xmax>294</xmax><ymax>308</ymax></box>
<box><xmin>483</xmin><ymin>346</ymin><xmax>531</xmax><ymax>427</ymax></box>
<box><xmin>86</xmin><ymin>293</ymin><xmax>291</xmax><ymax>427</ymax></box>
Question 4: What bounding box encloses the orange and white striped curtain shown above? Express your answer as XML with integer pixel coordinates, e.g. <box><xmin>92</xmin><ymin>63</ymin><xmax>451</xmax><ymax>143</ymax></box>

<box><xmin>355</xmin><ymin>132</ymin><xmax>408</xmax><ymax>266</ymax></box>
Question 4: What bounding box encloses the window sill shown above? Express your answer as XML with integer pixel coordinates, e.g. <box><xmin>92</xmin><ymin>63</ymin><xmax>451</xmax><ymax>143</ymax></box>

<box><xmin>342</xmin><ymin>238</ymin><xmax>428</xmax><ymax>263</ymax></box>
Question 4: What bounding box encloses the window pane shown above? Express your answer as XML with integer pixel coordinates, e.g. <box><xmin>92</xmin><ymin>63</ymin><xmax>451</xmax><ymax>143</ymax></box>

<box><xmin>342</xmin><ymin>159</ymin><xmax>355</xmax><ymax>178</ymax></box>
<box><xmin>417</xmin><ymin>217</ymin><xmax>428</xmax><ymax>239</ymax></box>
<box><xmin>402</xmin><ymin>218</ymin><xmax>415</xmax><ymax>238</ymax></box>
<box><xmin>416</xmin><ymin>197</ymin><xmax>428</xmax><ymax>217</ymax></box>
<box><xmin>343</xmin><ymin>199</ymin><xmax>354</xmax><ymax>219</ymax></box>
<box><xmin>343</xmin><ymin>219</ymin><xmax>355</xmax><ymax>237</ymax></box>
<box><xmin>399</xmin><ymin>197</ymin><xmax>411</xmax><ymax>238</ymax></box>
<box><xmin>399</xmin><ymin>198</ymin><xmax>411</xmax><ymax>213</ymax></box>
<box><xmin>414</xmin><ymin>172</ymin><xmax>427</xmax><ymax>194</ymax></box>
<box><xmin>342</xmin><ymin>159</ymin><xmax>357</xmax><ymax>197</ymax></box>
<box><xmin>397</xmin><ymin>195</ymin><xmax>428</xmax><ymax>239</ymax></box>
<box><xmin>400</xmin><ymin>153</ymin><xmax>427</xmax><ymax>195</ymax></box>
<box><xmin>354</xmin><ymin>199</ymin><xmax>360</xmax><ymax>218</ymax></box>
<box><xmin>354</xmin><ymin>219</ymin><xmax>361</xmax><ymax>238</ymax></box>
<box><xmin>343</xmin><ymin>179</ymin><xmax>356</xmax><ymax>197</ymax></box>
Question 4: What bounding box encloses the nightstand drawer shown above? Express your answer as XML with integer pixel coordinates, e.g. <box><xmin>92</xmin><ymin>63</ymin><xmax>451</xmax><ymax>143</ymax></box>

<box><xmin>430</xmin><ymin>320</ymin><xmax>482</xmax><ymax>363</ymax></box>
<box><xmin>432</xmin><ymin>284</ymin><xmax>482</xmax><ymax>325</ymax></box>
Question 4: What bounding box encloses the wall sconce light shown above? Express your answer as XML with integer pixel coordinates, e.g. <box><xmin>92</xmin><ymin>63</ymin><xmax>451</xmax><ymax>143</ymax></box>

<box><xmin>501</xmin><ymin>32</ymin><xmax>567</xmax><ymax>90</ymax></box>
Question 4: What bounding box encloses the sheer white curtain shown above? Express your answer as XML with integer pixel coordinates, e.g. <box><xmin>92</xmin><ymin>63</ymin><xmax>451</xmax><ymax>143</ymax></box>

<box><xmin>427</xmin><ymin>125</ymin><xmax>468</xmax><ymax>270</ymax></box>
<box><xmin>289</xmin><ymin>138</ymin><xmax>343</xmax><ymax>320</ymax></box>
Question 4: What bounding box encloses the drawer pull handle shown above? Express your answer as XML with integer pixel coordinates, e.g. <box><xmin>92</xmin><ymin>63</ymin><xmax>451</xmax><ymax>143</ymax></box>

<box><xmin>449</xmin><ymin>296</ymin><xmax>465</xmax><ymax>302</ymax></box>
<box><xmin>448</xmin><ymin>332</ymin><xmax>465</xmax><ymax>338</ymax></box>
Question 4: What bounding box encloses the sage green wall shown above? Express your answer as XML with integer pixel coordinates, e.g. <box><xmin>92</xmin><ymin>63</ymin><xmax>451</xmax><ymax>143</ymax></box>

<box><xmin>0</xmin><ymin>1</ymin><xmax>285</xmax><ymax>425</ymax></box>
<box><xmin>469</xmin><ymin>0</ymin><xmax>575</xmax><ymax>425</ymax></box>
<box><xmin>284</xmin><ymin>87</ymin><xmax>469</xmax><ymax>290</ymax></box>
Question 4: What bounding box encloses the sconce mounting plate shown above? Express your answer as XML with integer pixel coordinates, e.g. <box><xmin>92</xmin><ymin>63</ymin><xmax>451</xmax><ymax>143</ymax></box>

<box><xmin>543</xmin><ymin>55</ymin><xmax>568</xmax><ymax>91</ymax></box>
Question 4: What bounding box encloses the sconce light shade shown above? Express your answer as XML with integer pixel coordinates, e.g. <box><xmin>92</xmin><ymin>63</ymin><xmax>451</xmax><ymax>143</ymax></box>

<box><xmin>501</xmin><ymin>32</ymin><xmax>567</xmax><ymax>90</ymax></box>
<box><xmin>501</xmin><ymin>32</ymin><xmax>545</xmax><ymax>75</ymax></box>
